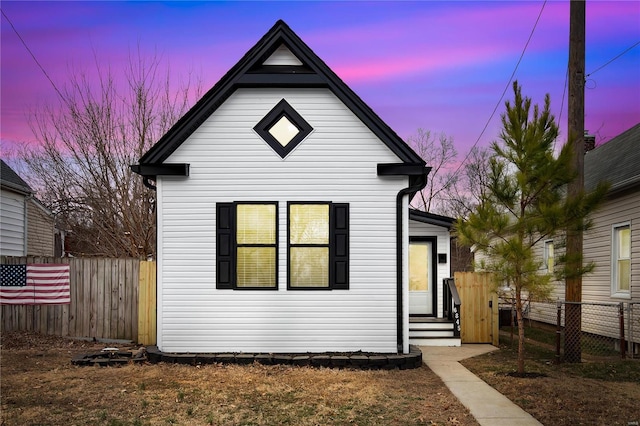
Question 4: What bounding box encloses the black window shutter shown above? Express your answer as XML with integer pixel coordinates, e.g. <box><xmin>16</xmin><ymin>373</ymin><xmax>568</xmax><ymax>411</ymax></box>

<box><xmin>330</xmin><ymin>203</ymin><xmax>349</xmax><ymax>289</ymax></box>
<box><xmin>216</xmin><ymin>203</ymin><xmax>235</xmax><ymax>289</ymax></box>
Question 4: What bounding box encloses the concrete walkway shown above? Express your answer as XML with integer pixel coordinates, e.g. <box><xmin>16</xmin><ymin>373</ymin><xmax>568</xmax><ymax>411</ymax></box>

<box><xmin>421</xmin><ymin>345</ymin><xmax>543</xmax><ymax>426</ymax></box>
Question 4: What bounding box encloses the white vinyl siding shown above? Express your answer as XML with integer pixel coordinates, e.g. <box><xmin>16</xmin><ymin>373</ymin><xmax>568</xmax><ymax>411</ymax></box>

<box><xmin>262</xmin><ymin>44</ymin><xmax>303</xmax><ymax>66</ymax></box>
<box><xmin>0</xmin><ymin>189</ymin><xmax>26</xmax><ymax>256</ymax></box>
<box><xmin>156</xmin><ymin>88</ymin><xmax>407</xmax><ymax>353</ymax></box>
<box><xmin>408</xmin><ymin>220</ymin><xmax>451</xmax><ymax>318</ymax></box>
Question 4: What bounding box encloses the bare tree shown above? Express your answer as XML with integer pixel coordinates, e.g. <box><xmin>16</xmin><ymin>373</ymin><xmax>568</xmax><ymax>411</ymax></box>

<box><xmin>21</xmin><ymin>51</ymin><xmax>200</xmax><ymax>258</ymax></box>
<box><xmin>443</xmin><ymin>146</ymin><xmax>492</xmax><ymax>218</ymax></box>
<box><xmin>407</xmin><ymin>129</ymin><xmax>458</xmax><ymax>214</ymax></box>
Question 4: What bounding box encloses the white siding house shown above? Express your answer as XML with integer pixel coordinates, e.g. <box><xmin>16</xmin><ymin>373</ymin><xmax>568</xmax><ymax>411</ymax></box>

<box><xmin>132</xmin><ymin>21</ymin><xmax>452</xmax><ymax>354</ymax></box>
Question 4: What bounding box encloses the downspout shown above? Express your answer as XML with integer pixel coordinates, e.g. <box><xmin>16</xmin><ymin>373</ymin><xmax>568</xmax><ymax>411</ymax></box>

<box><xmin>395</xmin><ymin>173</ymin><xmax>429</xmax><ymax>352</ymax></box>
<box><xmin>377</xmin><ymin>163</ymin><xmax>430</xmax><ymax>353</ymax></box>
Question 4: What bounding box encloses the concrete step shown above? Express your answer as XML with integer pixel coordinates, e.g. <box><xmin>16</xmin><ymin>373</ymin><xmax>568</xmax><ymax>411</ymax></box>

<box><xmin>409</xmin><ymin>322</ymin><xmax>455</xmax><ymax>331</ymax></box>
<box><xmin>410</xmin><ymin>337</ymin><xmax>461</xmax><ymax>347</ymax></box>
<box><xmin>409</xmin><ymin>329</ymin><xmax>455</xmax><ymax>338</ymax></box>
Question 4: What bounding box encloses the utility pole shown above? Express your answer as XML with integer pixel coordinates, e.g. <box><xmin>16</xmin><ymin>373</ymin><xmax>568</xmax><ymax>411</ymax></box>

<box><xmin>564</xmin><ymin>0</ymin><xmax>585</xmax><ymax>363</ymax></box>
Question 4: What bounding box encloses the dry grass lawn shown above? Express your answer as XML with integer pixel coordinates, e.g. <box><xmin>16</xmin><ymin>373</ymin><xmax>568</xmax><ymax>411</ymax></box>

<box><xmin>1</xmin><ymin>332</ymin><xmax>477</xmax><ymax>426</ymax></box>
<box><xmin>461</xmin><ymin>333</ymin><xmax>640</xmax><ymax>426</ymax></box>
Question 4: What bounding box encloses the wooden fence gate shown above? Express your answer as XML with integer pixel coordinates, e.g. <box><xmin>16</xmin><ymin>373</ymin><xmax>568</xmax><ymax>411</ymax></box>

<box><xmin>455</xmin><ymin>271</ymin><xmax>499</xmax><ymax>345</ymax></box>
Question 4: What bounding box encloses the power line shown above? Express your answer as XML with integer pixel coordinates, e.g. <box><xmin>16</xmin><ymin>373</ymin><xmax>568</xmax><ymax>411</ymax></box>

<box><xmin>445</xmin><ymin>0</ymin><xmax>547</xmax><ymax>184</ymax></box>
<box><xmin>1</xmin><ymin>9</ymin><xmax>65</xmax><ymax>101</ymax></box>
<box><xmin>554</xmin><ymin>65</ymin><xmax>569</xmax><ymax>151</ymax></box>
<box><xmin>556</xmin><ymin>41</ymin><xmax>639</xmax><ymax>149</ymax></box>
<box><xmin>586</xmin><ymin>41</ymin><xmax>640</xmax><ymax>77</ymax></box>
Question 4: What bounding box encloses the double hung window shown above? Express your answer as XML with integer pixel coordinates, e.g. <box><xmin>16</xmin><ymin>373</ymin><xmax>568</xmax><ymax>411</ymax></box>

<box><xmin>612</xmin><ymin>223</ymin><xmax>631</xmax><ymax>297</ymax></box>
<box><xmin>216</xmin><ymin>202</ymin><xmax>278</xmax><ymax>289</ymax></box>
<box><xmin>216</xmin><ymin>202</ymin><xmax>349</xmax><ymax>290</ymax></box>
<box><xmin>544</xmin><ymin>240</ymin><xmax>554</xmax><ymax>273</ymax></box>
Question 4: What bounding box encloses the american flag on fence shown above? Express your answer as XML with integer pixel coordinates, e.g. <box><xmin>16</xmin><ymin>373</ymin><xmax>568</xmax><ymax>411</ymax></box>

<box><xmin>0</xmin><ymin>264</ymin><xmax>71</xmax><ymax>305</ymax></box>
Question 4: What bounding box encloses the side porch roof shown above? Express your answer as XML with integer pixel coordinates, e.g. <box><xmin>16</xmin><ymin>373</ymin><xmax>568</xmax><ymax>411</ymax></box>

<box><xmin>409</xmin><ymin>209</ymin><xmax>455</xmax><ymax>230</ymax></box>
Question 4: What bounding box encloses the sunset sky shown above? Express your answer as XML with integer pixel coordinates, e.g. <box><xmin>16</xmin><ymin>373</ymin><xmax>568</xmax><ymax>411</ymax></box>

<box><xmin>2</xmin><ymin>1</ymin><xmax>639</xmax><ymax>160</ymax></box>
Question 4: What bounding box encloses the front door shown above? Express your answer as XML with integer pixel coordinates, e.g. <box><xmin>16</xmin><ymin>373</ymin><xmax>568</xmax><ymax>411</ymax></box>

<box><xmin>409</xmin><ymin>239</ymin><xmax>435</xmax><ymax>315</ymax></box>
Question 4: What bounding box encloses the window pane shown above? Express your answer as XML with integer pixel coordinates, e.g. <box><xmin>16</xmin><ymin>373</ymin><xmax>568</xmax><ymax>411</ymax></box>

<box><xmin>290</xmin><ymin>204</ymin><xmax>329</xmax><ymax>244</ymax></box>
<box><xmin>237</xmin><ymin>247</ymin><xmax>276</xmax><ymax>287</ymax></box>
<box><xmin>268</xmin><ymin>116</ymin><xmax>299</xmax><ymax>146</ymax></box>
<box><xmin>409</xmin><ymin>243</ymin><xmax>429</xmax><ymax>291</ymax></box>
<box><xmin>290</xmin><ymin>247</ymin><xmax>328</xmax><ymax>287</ymax></box>
<box><xmin>237</xmin><ymin>204</ymin><xmax>276</xmax><ymax>244</ymax></box>
<box><xmin>618</xmin><ymin>227</ymin><xmax>630</xmax><ymax>259</ymax></box>
<box><xmin>546</xmin><ymin>242</ymin><xmax>554</xmax><ymax>272</ymax></box>
<box><xmin>618</xmin><ymin>259</ymin><xmax>630</xmax><ymax>291</ymax></box>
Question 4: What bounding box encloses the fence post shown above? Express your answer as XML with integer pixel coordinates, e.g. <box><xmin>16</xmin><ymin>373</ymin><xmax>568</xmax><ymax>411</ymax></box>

<box><xmin>619</xmin><ymin>302</ymin><xmax>626</xmax><ymax>359</ymax></box>
<box><xmin>629</xmin><ymin>303</ymin><xmax>634</xmax><ymax>359</ymax></box>
<box><xmin>556</xmin><ymin>301</ymin><xmax>562</xmax><ymax>364</ymax></box>
<box><xmin>510</xmin><ymin>297</ymin><xmax>515</xmax><ymax>345</ymax></box>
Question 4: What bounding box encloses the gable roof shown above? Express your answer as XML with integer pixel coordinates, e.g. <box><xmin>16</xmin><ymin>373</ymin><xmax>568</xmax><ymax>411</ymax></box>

<box><xmin>1</xmin><ymin>159</ymin><xmax>32</xmax><ymax>195</ymax></box>
<box><xmin>136</xmin><ymin>20</ymin><xmax>424</xmax><ymax>171</ymax></box>
<box><xmin>585</xmin><ymin>122</ymin><xmax>640</xmax><ymax>194</ymax></box>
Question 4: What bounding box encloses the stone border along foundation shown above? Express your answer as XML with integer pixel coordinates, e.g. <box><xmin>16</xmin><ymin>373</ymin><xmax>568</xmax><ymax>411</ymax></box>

<box><xmin>71</xmin><ymin>348</ymin><xmax>147</xmax><ymax>367</ymax></box>
<box><xmin>72</xmin><ymin>345</ymin><xmax>423</xmax><ymax>369</ymax></box>
<box><xmin>144</xmin><ymin>345</ymin><xmax>423</xmax><ymax>370</ymax></box>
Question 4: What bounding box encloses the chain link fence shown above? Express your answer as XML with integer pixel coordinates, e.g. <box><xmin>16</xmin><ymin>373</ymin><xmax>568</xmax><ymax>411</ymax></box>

<box><xmin>499</xmin><ymin>298</ymin><xmax>639</xmax><ymax>361</ymax></box>
<box><xmin>556</xmin><ymin>301</ymin><xmax>625</xmax><ymax>361</ymax></box>
<box><xmin>628</xmin><ymin>302</ymin><xmax>640</xmax><ymax>359</ymax></box>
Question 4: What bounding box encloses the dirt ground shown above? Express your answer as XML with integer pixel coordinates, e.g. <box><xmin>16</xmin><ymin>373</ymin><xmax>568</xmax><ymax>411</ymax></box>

<box><xmin>461</xmin><ymin>336</ymin><xmax>640</xmax><ymax>426</ymax></box>
<box><xmin>1</xmin><ymin>332</ymin><xmax>477</xmax><ymax>426</ymax></box>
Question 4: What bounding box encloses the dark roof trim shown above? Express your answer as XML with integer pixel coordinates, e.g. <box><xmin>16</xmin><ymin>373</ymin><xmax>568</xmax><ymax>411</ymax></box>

<box><xmin>378</xmin><ymin>163</ymin><xmax>432</xmax><ymax>201</ymax></box>
<box><xmin>609</xmin><ymin>175</ymin><xmax>640</xmax><ymax>195</ymax></box>
<box><xmin>409</xmin><ymin>209</ymin><xmax>455</xmax><ymax>229</ymax></box>
<box><xmin>136</xmin><ymin>20</ymin><xmax>423</xmax><ymax>167</ymax></box>
<box><xmin>236</xmin><ymin>73</ymin><xmax>326</xmax><ymax>86</ymax></box>
<box><xmin>130</xmin><ymin>163</ymin><xmax>190</xmax><ymax>179</ymax></box>
<box><xmin>377</xmin><ymin>163</ymin><xmax>429</xmax><ymax>176</ymax></box>
<box><xmin>0</xmin><ymin>159</ymin><xmax>32</xmax><ymax>195</ymax></box>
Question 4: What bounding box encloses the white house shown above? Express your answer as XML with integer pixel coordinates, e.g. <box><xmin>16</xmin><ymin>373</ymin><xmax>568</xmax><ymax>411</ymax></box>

<box><xmin>132</xmin><ymin>20</ymin><xmax>458</xmax><ymax>355</ymax></box>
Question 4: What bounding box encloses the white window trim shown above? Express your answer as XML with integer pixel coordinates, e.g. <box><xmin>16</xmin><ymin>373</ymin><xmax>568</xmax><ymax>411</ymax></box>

<box><xmin>611</xmin><ymin>221</ymin><xmax>631</xmax><ymax>299</ymax></box>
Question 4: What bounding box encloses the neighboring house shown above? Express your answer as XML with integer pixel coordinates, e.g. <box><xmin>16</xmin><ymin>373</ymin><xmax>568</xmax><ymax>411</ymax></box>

<box><xmin>1</xmin><ymin>160</ymin><xmax>56</xmax><ymax>257</ymax></box>
<box><xmin>132</xmin><ymin>20</ymin><xmax>460</xmax><ymax>354</ymax></box>
<box><xmin>506</xmin><ymin>123</ymin><xmax>640</xmax><ymax>348</ymax></box>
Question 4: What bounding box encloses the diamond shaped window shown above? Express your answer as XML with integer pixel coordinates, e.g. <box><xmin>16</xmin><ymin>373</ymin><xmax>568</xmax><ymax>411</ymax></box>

<box><xmin>269</xmin><ymin>116</ymin><xmax>299</xmax><ymax>146</ymax></box>
<box><xmin>254</xmin><ymin>99</ymin><xmax>312</xmax><ymax>158</ymax></box>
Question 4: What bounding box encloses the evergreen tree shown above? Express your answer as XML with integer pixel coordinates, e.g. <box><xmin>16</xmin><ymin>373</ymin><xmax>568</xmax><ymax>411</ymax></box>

<box><xmin>455</xmin><ymin>82</ymin><xmax>607</xmax><ymax>373</ymax></box>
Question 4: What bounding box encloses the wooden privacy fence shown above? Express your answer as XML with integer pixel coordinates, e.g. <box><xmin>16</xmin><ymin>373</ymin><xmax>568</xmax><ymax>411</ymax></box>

<box><xmin>1</xmin><ymin>257</ymin><xmax>156</xmax><ymax>344</ymax></box>
<box><xmin>454</xmin><ymin>271</ymin><xmax>499</xmax><ymax>346</ymax></box>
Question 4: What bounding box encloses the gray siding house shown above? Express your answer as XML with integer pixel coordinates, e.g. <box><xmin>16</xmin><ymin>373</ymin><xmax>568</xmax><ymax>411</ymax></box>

<box><xmin>1</xmin><ymin>160</ymin><xmax>55</xmax><ymax>257</ymax></box>
<box><xmin>525</xmin><ymin>123</ymin><xmax>640</xmax><ymax>347</ymax></box>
